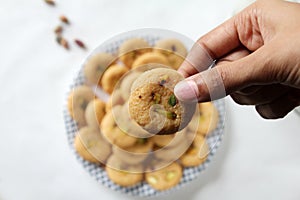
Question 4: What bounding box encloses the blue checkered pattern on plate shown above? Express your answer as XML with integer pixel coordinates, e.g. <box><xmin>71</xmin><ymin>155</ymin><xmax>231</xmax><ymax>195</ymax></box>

<box><xmin>63</xmin><ymin>31</ymin><xmax>226</xmax><ymax>197</ymax></box>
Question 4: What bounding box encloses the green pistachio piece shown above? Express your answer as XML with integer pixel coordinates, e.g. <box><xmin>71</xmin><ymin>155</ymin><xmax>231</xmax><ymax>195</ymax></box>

<box><xmin>166</xmin><ymin>111</ymin><xmax>177</xmax><ymax>120</ymax></box>
<box><xmin>168</xmin><ymin>94</ymin><xmax>177</xmax><ymax>106</ymax></box>
<box><xmin>154</xmin><ymin>108</ymin><xmax>177</xmax><ymax>120</ymax></box>
<box><xmin>152</xmin><ymin>93</ymin><xmax>161</xmax><ymax>104</ymax></box>
<box><xmin>166</xmin><ymin>171</ymin><xmax>176</xmax><ymax>181</ymax></box>
<box><xmin>86</xmin><ymin>140</ymin><xmax>97</xmax><ymax>148</ymax></box>
<box><xmin>159</xmin><ymin>75</ymin><xmax>169</xmax><ymax>86</ymax></box>
<box><xmin>137</xmin><ymin>138</ymin><xmax>147</xmax><ymax>144</ymax></box>
<box><xmin>80</xmin><ymin>99</ymin><xmax>88</xmax><ymax>110</ymax></box>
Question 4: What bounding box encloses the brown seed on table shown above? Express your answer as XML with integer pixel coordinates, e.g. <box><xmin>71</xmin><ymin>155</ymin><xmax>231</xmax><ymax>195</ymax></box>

<box><xmin>56</xmin><ymin>36</ymin><xmax>69</xmax><ymax>50</ymax></box>
<box><xmin>56</xmin><ymin>36</ymin><xmax>62</xmax><ymax>44</ymax></box>
<box><xmin>59</xmin><ymin>15</ymin><xmax>70</xmax><ymax>24</ymax></box>
<box><xmin>44</xmin><ymin>0</ymin><xmax>55</xmax><ymax>6</ymax></box>
<box><xmin>54</xmin><ymin>26</ymin><xmax>63</xmax><ymax>35</ymax></box>
<box><xmin>74</xmin><ymin>39</ymin><xmax>86</xmax><ymax>49</ymax></box>
<box><xmin>60</xmin><ymin>38</ymin><xmax>69</xmax><ymax>50</ymax></box>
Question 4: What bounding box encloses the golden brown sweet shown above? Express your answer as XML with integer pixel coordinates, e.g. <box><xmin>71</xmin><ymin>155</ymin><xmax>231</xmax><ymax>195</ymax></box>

<box><xmin>119</xmin><ymin>71</ymin><xmax>141</xmax><ymax>100</ymax></box>
<box><xmin>152</xmin><ymin>134</ymin><xmax>174</xmax><ymax>147</ymax></box>
<box><xmin>180</xmin><ymin>135</ymin><xmax>209</xmax><ymax>167</ymax></box>
<box><xmin>84</xmin><ymin>53</ymin><xmax>115</xmax><ymax>85</ymax></box>
<box><xmin>69</xmin><ymin>37</ymin><xmax>220</xmax><ymax>191</ymax></box>
<box><xmin>85</xmin><ymin>99</ymin><xmax>106</xmax><ymax>128</ymax></box>
<box><xmin>119</xmin><ymin>38</ymin><xmax>151</xmax><ymax>68</ymax></box>
<box><xmin>197</xmin><ymin>102</ymin><xmax>219</xmax><ymax>135</ymax></box>
<box><xmin>101</xmin><ymin>64</ymin><xmax>128</xmax><ymax>94</ymax></box>
<box><xmin>101</xmin><ymin>110</ymin><xmax>137</xmax><ymax>148</ymax></box>
<box><xmin>145</xmin><ymin>162</ymin><xmax>182</xmax><ymax>191</ymax></box>
<box><xmin>112</xmin><ymin>138</ymin><xmax>153</xmax><ymax>165</ymax></box>
<box><xmin>129</xmin><ymin>68</ymin><xmax>195</xmax><ymax>135</ymax></box>
<box><xmin>105</xmin><ymin>155</ymin><xmax>143</xmax><ymax>186</ymax></box>
<box><xmin>154</xmin><ymin>134</ymin><xmax>191</xmax><ymax>162</ymax></box>
<box><xmin>74</xmin><ymin>127</ymin><xmax>111</xmax><ymax>163</ymax></box>
<box><xmin>131</xmin><ymin>52</ymin><xmax>170</xmax><ymax>68</ymax></box>
<box><xmin>154</xmin><ymin>39</ymin><xmax>187</xmax><ymax>69</ymax></box>
<box><xmin>68</xmin><ymin>85</ymin><xmax>94</xmax><ymax>126</ymax></box>
<box><xmin>105</xmin><ymin>89</ymin><xmax>125</xmax><ymax>113</ymax></box>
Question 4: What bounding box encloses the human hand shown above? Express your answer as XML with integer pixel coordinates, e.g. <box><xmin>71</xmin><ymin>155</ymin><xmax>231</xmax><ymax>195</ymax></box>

<box><xmin>174</xmin><ymin>0</ymin><xmax>300</xmax><ymax>119</ymax></box>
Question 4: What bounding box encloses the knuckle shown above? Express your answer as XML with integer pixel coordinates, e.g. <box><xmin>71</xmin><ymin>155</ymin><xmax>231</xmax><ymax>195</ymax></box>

<box><xmin>230</xmin><ymin>93</ymin><xmax>253</xmax><ymax>105</ymax></box>
<box><xmin>255</xmin><ymin>105</ymin><xmax>279</xmax><ymax>119</ymax></box>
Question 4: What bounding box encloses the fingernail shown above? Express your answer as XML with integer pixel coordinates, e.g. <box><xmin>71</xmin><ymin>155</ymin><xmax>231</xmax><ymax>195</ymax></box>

<box><xmin>174</xmin><ymin>80</ymin><xmax>199</xmax><ymax>102</ymax></box>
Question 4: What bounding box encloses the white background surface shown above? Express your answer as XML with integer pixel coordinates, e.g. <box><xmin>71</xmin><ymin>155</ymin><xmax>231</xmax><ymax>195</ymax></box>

<box><xmin>1</xmin><ymin>0</ymin><xmax>300</xmax><ymax>200</ymax></box>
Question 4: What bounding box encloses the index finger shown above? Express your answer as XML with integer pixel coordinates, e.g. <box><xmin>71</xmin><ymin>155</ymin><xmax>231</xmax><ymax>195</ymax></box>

<box><xmin>178</xmin><ymin>15</ymin><xmax>240</xmax><ymax>78</ymax></box>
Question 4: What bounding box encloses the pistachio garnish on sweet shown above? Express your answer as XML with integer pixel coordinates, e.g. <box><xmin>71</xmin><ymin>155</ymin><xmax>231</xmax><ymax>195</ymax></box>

<box><xmin>166</xmin><ymin>171</ymin><xmax>176</xmax><ymax>181</ymax></box>
<box><xmin>79</xmin><ymin>98</ymin><xmax>88</xmax><ymax>110</ymax></box>
<box><xmin>86</xmin><ymin>140</ymin><xmax>97</xmax><ymax>148</ymax></box>
<box><xmin>148</xmin><ymin>176</ymin><xmax>158</xmax><ymax>184</ymax></box>
<box><xmin>151</xmin><ymin>92</ymin><xmax>161</xmax><ymax>104</ymax></box>
<box><xmin>154</xmin><ymin>108</ymin><xmax>177</xmax><ymax>120</ymax></box>
<box><xmin>166</xmin><ymin>111</ymin><xmax>177</xmax><ymax>120</ymax></box>
<box><xmin>159</xmin><ymin>74</ymin><xmax>169</xmax><ymax>86</ymax></box>
<box><xmin>168</xmin><ymin>94</ymin><xmax>177</xmax><ymax>107</ymax></box>
<box><xmin>137</xmin><ymin>138</ymin><xmax>147</xmax><ymax>144</ymax></box>
<box><xmin>171</xmin><ymin>45</ymin><xmax>177</xmax><ymax>52</ymax></box>
<box><xmin>120</xmin><ymin>170</ymin><xmax>129</xmax><ymax>175</ymax></box>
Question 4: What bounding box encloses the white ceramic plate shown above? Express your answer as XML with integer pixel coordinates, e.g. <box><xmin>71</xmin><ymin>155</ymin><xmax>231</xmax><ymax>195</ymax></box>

<box><xmin>63</xmin><ymin>28</ymin><xmax>226</xmax><ymax>197</ymax></box>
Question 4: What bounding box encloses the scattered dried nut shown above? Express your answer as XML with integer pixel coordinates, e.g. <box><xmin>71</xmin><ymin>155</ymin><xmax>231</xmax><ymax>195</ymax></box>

<box><xmin>60</xmin><ymin>38</ymin><xmax>69</xmax><ymax>50</ymax></box>
<box><xmin>74</xmin><ymin>39</ymin><xmax>86</xmax><ymax>49</ymax></box>
<box><xmin>56</xmin><ymin>36</ymin><xmax>62</xmax><ymax>44</ymax></box>
<box><xmin>59</xmin><ymin>15</ymin><xmax>70</xmax><ymax>24</ymax></box>
<box><xmin>54</xmin><ymin>25</ymin><xmax>63</xmax><ymax>35</ymax></box>
<box><xmin>56</xmin><ymin>36</ymin><xmax>69</xmax><ymax>50</ymax></box>
<box><xmin>44</xmin><ymin>0</ymin><xmax>55</xmax><ymax>6</ymax></box>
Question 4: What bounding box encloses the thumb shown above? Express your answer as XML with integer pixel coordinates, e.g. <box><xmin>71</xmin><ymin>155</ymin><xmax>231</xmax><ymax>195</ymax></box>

<box><xmin>174</xmin><ymin>50</ymin><xmax>267</xmax><ymax>102</ymax></box>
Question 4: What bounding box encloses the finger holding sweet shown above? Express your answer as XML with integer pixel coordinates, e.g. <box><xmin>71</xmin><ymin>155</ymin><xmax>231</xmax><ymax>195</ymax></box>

<box><xmin>175</xmin><ymin>0</ymin><xmax>300</xmax><ymax>119</ymax></box>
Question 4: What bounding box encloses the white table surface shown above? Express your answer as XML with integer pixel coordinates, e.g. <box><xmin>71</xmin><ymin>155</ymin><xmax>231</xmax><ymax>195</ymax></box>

<box><xmin>1</xmin><ymin>0</ymin><xmax>300</xmax><ymax>199</ymax></box>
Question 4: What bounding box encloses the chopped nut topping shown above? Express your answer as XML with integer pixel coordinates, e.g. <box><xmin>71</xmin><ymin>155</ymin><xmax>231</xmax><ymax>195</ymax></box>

<box><xmin>168</xmin><ymin>94</ymin><xmax>177</xmax><ymax>106</ymax></box>
<box><xmin>171</xmin><ymin>45</ymin><xmax>177</xmax><ymax>52</ymax></box>
<box><xmin>159</xmin><ymin>75</ymin><xmax>169</xmax><ymax>86</ymax></box>
<box><xmin>166</xmin><ymin>171</ymin><xmax>176</xmax><ymax>181</ymax></box>
<box><xmin>166</xmin><ymin>111</ymin><xmax>177</xmax><ymax>120</ymax></box>
<box><xmin>151</xmin><ymin>93</ymin><xmax>161</xmax><ymax>104</ymax></box>
<box><xmin>137</xmin><ymin>138</ymin><xmax>147</xmax><ymax>144</ymax></box>
<box><xmin>54</xmin><ymin>25</ymin><xmax>63</xmax><ymax>34</ymax></box>
<box><xmin>148</xmin><ymin>176</ymin><xmax>158</xmax><ymax>184</ymax></box>
<box><xmin>79</xmin><ymin>98</ymin><xmax>88</xmax><ymax>110</ymax></box>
